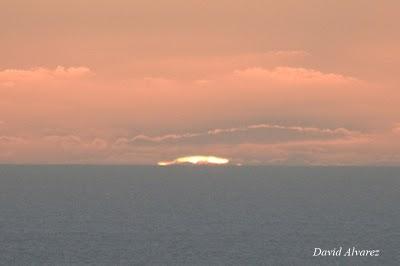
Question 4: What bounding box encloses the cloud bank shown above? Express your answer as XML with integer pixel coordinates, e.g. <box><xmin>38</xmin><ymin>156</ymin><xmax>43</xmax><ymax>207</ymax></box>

<box><xmin>0</xmin><ymin>53</ymin><xmax>398</xmax><ymax>165</ymax></box>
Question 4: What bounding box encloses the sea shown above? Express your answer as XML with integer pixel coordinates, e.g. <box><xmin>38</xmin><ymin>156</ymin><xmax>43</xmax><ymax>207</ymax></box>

<box><xmin>0</xmin><ymin>166</ymin><xmax>399</xmax><ymax>265</ymax></box>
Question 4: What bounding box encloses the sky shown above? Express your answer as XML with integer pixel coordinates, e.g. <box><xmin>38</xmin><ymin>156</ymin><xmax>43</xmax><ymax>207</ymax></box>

<box><xmin>1</xmin><ymin>0</ymin><xmax>400</xmax><ymax>165</ymax></box>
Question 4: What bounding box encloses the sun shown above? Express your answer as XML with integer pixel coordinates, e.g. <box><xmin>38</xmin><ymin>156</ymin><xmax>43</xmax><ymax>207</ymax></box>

<box><xmin>158</xmin><ymin>155</ymin><xmax>229</xmax><ymax>166</ymax></box>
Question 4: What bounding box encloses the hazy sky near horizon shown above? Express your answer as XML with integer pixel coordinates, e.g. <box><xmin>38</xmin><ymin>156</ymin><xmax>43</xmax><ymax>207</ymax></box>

<box><xmin>1</xmin><ymin>0</ymin><xmax>400</xmax><ymax>164</ymax></box>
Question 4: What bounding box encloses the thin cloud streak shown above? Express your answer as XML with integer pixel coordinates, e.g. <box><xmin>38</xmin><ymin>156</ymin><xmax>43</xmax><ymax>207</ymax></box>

<box><xmin>115</xmin><ymin>123</ymin><xmax>360</xmax><ymax>145</ymax></box>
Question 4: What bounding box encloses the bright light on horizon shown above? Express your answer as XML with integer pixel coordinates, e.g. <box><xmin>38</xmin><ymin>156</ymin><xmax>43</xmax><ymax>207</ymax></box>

<box><xmin>158</xmin><ymin>155</ymin><xmax>229</xmax><ymax>166</ymax></box>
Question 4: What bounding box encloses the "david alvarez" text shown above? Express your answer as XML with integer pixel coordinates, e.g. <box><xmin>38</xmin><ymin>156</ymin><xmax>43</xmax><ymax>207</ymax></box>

<box><xmin>313</xmin><ymin>247</ymin><xmax>380</xmax><ymax>257</ymax></box>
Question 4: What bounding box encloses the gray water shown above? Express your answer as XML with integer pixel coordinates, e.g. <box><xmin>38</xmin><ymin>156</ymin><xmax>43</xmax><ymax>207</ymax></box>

<box><xmin>0</xmin><ymin>166</ymin><xmax>399</xmax><ymax>265</ymax></box>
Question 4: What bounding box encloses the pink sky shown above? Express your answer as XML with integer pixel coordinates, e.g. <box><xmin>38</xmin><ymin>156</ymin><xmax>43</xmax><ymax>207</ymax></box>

<box><xmin>1</xmin><ymin>1</ymin><xmax>400</xmax><ymax>164</ymax></box>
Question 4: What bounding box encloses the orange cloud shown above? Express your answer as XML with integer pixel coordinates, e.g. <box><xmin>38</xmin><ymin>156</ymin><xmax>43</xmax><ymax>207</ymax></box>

<box><xmin>231</xmin><ymin>67</ymin><xmax>361</xmax><ymax>86</ymax></box>
<box><xmin>0</xmin><ymin>66</ymin><xmax>92</xmax><ymax>87</ymax></box>
<box><xmin>392</xmin><ymin>123</ymin><xmax>400</xmax><ymax>134</ymax></box>
<box><xmin>0</xmin><ymin>136</ymin><xmax>26</xmax><ymax>145</ymax></box>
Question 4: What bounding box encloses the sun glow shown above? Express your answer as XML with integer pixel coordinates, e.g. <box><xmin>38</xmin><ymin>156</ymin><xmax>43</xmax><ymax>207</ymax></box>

<box><xmin>158</xmin><ymin>155</ymin><xmax>229</xmax><ymax>166</ymax></box>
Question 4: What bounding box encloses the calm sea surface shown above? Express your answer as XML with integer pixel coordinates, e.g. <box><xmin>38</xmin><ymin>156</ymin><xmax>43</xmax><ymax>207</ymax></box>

<box><xmin>0</xmin><ymin>166</ymin><xmax>399</xmax><ymax>265</ymax></box>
